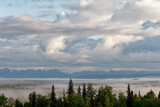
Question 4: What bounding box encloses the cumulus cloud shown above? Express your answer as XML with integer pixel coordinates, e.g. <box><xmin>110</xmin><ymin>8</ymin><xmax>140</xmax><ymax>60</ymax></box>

<box><xmin>80</xmin><ymin>0</ymin><xmax>92</xmax><ymax>7</ymax></box>
<box><xmin>45</xmin><ymin>36</ymin><xmax>67</xmax><ymax>54</ymax></box>
<box><xmin>1</xmin><ymin>0</ymin><xmax>160</xmax><ymax>72</ymax></box>
<box><xmin>103</xmin><ymin>35</ymin><xmax>143</xmax><ymax>50</ymax></box>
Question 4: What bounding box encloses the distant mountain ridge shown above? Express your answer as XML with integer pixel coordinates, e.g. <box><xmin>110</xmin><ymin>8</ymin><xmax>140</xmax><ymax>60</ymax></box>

<box><xmin>0</xmin><ymin>68</ymin><xmax>69</xmax><ymax>78</ymax></box>
<box><xmin>0</xmin><ymin>68</ymin><xmax>160</xmax><ymax>78</ymax></box>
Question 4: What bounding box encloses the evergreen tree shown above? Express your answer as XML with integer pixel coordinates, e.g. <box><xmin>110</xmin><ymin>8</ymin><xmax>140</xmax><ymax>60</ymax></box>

<box><xmin>118</xmin><ymin>92</ymin><xmax>126</xmax><ymax>107</ymax></box>
<box><xmin>29</xmin><ymin>92</ymin><xmax>37</xmax><ymax>107</ymax></box>
<box><xmin>126</xmin><ymin>84</ymin><xmax>131</xmax><ymax>107</ymax></box>
<box><xmin>130</xmin><ymin>91</ymin><xmax>134</xmax><ymax>107</ymax></box>
<box><xmin>50</xmin><ymin>85</ymin><xmax>57</xmax><ymax>107</ymax></box>
<box><xmin>67</xmin><ymin>78</ymin><xmax>74</xmax><ymax>95</ymax></box>
<box><xmin>104</xmin><ymin>94</ymin><xmax>110</xmax><ymax>107</ymax></box>
<box><xmin>137</xmin><ymin>90</ymin><xmax>141</xmax><ymax>101</ymax></box>
<box><xmin>87</xmin><ymin>83</ymin><xmax>95</xmax><ymax>98</ymax></box>
<box><xmin>24</xmin><ymin>102</ymin><xmax>32</xmax><ymax>107</ymax></box>
<box><xmin>63</xmin><ymin>90</ymin><xmax>68</xmax><ymax>107</ymax></box>
<box><xmin>82</xmin><ymin>83</ymin><xmax>87</xmax><ymax>100</ymax></box>
<box><xmin>127</xmin><ymin>84</ymin><xmax>131</xmax><ymax>98</ymax></box>
<box><xmin>0</xmin><ymin>94</ymin><xmax>7</xmax><ymax>106</ymax></box>
<box><xmin>77</xmin><ymin>86</ymin><xmax>81</xmax><ymax>95</ymax></box>
<box><xmin>96</xmin><ymin>88</ymin><xmax>101</xmax><ymax>103</ymax></box>
<box><xmin>87</xmin><ymin>83</ymin><xmax>95</xmax><ymax>107</ymax></box>
<box><xmin>144</xmin><ymin>90</ymin><xmax>156</xmax><ymax>99</ymax></box>
<box><xmin>126</xmin><ymin>84</ymin><xmax>134</xmax><ymax>107</ymax></box>
<box><xmin>56</xmin><ymin>97</ymin><xmax>64</xmax><ymax>107</ymax></box>
<box><xmin>36</xmin><ymin>94</ymin><xmax>50</xmax><ymax>107</ymax></box>
<box><xmin>158</xmin><ymin>91</ymin><xmax>160</xmax><ymax>98</ymax></box>
<box><xmin>63</xmin><ymin>89</ymin><xmax>66</xmax><ymax>98</ymax></box>
<box><xmin>15</xmin><ymin>99</ymin><xmax>23</xmax><ymax>107</ymax></box>
<box><xmin>138</xmin><ymin>90</ymin><xmax>141</xmax><ymax>98</ymax></box>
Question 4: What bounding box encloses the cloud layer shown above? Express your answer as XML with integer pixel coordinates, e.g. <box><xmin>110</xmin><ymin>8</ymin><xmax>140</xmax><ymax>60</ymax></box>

<box><xmin>0</xmin><ymin>0</ymin><xmax>160</xmax><ymax>72</ymax></box>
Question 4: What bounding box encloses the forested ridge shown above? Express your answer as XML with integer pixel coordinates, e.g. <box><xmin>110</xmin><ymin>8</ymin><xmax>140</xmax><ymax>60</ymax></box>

<box><xmin>1</xmin><ymin>78</ymin><xmax>160</xmax><ymax>107</ymax></box>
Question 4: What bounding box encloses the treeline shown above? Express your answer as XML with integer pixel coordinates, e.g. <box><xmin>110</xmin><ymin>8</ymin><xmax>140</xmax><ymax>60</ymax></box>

<box><xmin>1</xmin><ymin>79</ymin><xmax>160</xmax><ymax>107</ymax></box>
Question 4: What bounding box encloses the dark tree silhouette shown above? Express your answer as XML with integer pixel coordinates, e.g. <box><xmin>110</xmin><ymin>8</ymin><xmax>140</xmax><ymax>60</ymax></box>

<box><xmin>126</xmin><ymin>84</ymin><xmax>134</xmax><ymax>107</ymax></box>
<box><xmin>50</xmin><ymin>85</ymin><xmax>57</xmax><ymax>107</ymax></box>
<box><xmin>63</xmin><ymin>89</ymin><xmax>66</xmax><ymax>98</ymax></box>
<box><xmin>130</xmin><ymin>91</ymin><xmax>134</xmax><ymax>107</ymax></box>
<box><xmin>77</xmin><ymin>86</ymin><xmax>81</xmax><ymax>95</ymax></box>
<box><xmin>87</xmin><ymin>83</ymin><xmax>95</xmax><ymax>107</ymax></box>
<box><xmin>36</xmin><ymin>94</ymin><xmax>50</xmax><ymax>107</ymax></box>
<box><xmin>67</xmin><ymin>78</ymin><xmax>74</xmax><ymax>95</ymax></box>
<box><xmin>127</xmin><ymin>84</ymin><xmax>131</xmax><ymax>107</ymax></box>
<box><xmin>158</xmin><ymin>91</ymin><xmax>160</xmax><ymax>98</ymax></box>
<box><xmin>0</xmin><ymin>94</ymin><xmax>7</xmax><ymax>106</ymax></box>
<box><xmin>127</xmin><ymin>84</ymin><xmax>131</xmax><ymax>98</ymax></box>
<box><xmin>15</xmin><ymin>99</ymin><xmax>23</xmax><ymax>107</ymax></box>
<box><xmin>138</xmin><ymin>90</ymin><xmax>141</xmax><ymax>98</ymax></box>
<box><xmin>63</xmin><ymin>90</ymin><xmax>68</xmax><ymax>107</ymax></box>
<box><xmin>82</xmin><ymin>83</ymin><xmax>86</xmax><ymax>100</ymax></box>
<box><xmin>29</xmin><ymin>92</ymin><xmax>36</xmax><ymax>107</ymax></box>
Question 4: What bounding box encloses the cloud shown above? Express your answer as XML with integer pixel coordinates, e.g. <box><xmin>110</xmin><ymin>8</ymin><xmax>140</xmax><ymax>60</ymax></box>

<box><xmin>45</xmin><ymin>36</ymin><xmax>67</xmax><ymax>54</ymax></box>
<box><xmin>80</xmin><ymin>0</ymin><xmax>92</xmax><ymax>7</ymax></box>
<box><xmin>0</xmin><ymin>15</ymin><xmax>51</xmax><ymax>37</ymax></box>
<box><xmin>1</xmin><ymin>0</ymin><xmax>160</xmax><ymax>72</ymax></box>
<box><xmin>63</xmin><ymin>0</ymin><xmax>115</xmax><ymax>25</ymax></box>
<box><xmin>111</xmin><ymin>0</ymin><xmax>160</xmax><ymax>23</ymax></box>
<box><xmin>103</xmin><ymin>35</ymin><xmax>143</xmax><ymax>50</ymax></box>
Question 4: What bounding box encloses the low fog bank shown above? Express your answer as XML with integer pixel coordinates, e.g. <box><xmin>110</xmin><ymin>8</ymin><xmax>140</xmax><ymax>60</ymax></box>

<box><xmin>1</xmin><ymin>78</ymin><xmax>160</xmax><ymax>100</ymax></box>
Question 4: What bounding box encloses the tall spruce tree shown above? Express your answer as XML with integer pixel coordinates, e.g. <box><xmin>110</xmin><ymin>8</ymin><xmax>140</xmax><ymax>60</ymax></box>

<box><xmin>126</xmin><ymin>84</ymin><xmax>131</xmax><ymax>107</ymax></box>
<box><xmin>67</xmin><ymin>78</ymin><xmax>74</xmax><ymax>95</ymax></box>
<box><xmin>127</xmin><ymin>84</ymin><xmax>131</xmax><ymax>97</ymax></box>
<box><xmin>138</xmin><ymin>90</ymin><xmax>141</xmax><ymax>97</ymax></box>
<box><xmin>63</xmin><ymin>89</ymin><xmax>66</xmax><ymax>98</ymax></box>
<box><xmin>82</xmin><ymin>83</ymin><xmax>86</xmax><ymax>100</ymax></box>
<box><xmin>63</xmin><ymin>90</ymin><xmax>68</xmax><ymax>107</ymax></box>
<box><xmin>130</xmin><ymin>91</ymin><xmax>134</xmax><ymax>107</ymax></box>
<box><xmin>77</xmin><ymin>86</ymin><xmax>81</xmax><ymax>95</ymax></box>
<box><xmin>126</xmin><ymin>84</ymin><xmax>134</xmax><ymax>107</ymax></box>
<box><xmin>87</xmin><ymin>83</ymin><xmax>95</xmax><ymax>107</ymax></box>
<box><xmin>50</xmin><ymin>85</ymin><xmax>57</xmax><ymax>107</ymax></box>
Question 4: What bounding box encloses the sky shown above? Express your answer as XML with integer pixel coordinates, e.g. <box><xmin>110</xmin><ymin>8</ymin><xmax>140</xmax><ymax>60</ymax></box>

<box><xmin>0</xmin><ymin>0</ymin><xmax>160</xmax><ymax>73</ymax></box>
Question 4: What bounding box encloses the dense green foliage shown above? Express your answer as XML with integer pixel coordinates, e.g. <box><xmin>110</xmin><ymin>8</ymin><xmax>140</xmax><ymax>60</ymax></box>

<box><xmin>1</xmin><ymin>79</ymin><xmax>160</xmax><ymax>107</ymax></box>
